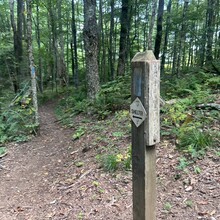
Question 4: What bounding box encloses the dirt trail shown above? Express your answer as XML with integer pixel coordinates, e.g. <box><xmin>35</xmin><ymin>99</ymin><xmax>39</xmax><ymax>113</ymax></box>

<box><xmin>0</xmin><ymin>102</ymin><xmax>75</xmax><ymax>219</ymax></box>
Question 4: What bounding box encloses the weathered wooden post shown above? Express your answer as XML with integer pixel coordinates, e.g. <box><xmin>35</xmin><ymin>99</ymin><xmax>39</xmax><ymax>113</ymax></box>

<box><xmin>130</xmin><ymin>50</ymin><xmax>160</xmax><ymax>220</ymax></box>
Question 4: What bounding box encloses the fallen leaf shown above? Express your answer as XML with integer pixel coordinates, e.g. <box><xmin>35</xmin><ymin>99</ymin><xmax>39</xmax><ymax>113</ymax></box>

<box><xmin>185</xmin><ymin>185</ymin><xmax>193</xmax><ymax>192</ymax></box>
<box><xmin>197</xmin><ymin>200</ymin><xmax>208</xmax><ymax>205</ymax></box>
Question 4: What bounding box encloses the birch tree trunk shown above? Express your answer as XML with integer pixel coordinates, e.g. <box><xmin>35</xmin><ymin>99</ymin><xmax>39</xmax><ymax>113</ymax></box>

<box><xmin>26</xmin><ymin>0</ymin><xmax>39</xmax><ymax>125</ymax></box>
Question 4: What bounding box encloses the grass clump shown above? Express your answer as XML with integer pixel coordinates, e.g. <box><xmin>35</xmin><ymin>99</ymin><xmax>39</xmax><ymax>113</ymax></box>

<box><xmin>178</xmin><ymin>129</ymin><xmax>213</xmax><ymax>158</ymax></box>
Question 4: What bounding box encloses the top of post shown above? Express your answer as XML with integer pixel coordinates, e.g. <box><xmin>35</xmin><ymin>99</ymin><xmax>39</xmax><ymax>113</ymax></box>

<box><xmin>131</xmin><ymin>50</ymin><xmax>156</xmax><ymax>63</ymax></box>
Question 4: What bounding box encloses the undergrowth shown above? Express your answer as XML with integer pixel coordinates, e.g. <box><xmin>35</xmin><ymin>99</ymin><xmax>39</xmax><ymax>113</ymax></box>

<box><xmin>0</xmin><ymin>87</ymin><xmax>38</xmax><ymax>145</ymax></box>
<box><xmin>161</xmin><ymin>70</ymin><xmax>219</xmax><ymax>159</ymax></box>
<box><xmin>55</xmin><ymin>69</ymin><xmax>219</xmax><ymax>171</ymax></box>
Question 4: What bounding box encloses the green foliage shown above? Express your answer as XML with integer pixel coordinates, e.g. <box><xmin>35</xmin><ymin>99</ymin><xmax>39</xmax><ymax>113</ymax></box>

<box><xmin>178</xmin><ymin>129</ymin><xmax>213</xmax><ymax>158</ymax></box>
<box><xmin>56</xmin><ymin>76</ymin><xmax>131</xmax><ymax>124</ymax></box>
<box><xmin>97</xmin><ymin>145</ymin><xmax>132</xmax><ymax>172</ymax></box>
<box><xmin>100</xmin><ymin>154</ymin><xmax>119</xmax><ymax>172</ymax></box>
<box><xmin>72</xmin><ymin>126</ymin><xmax>86</xmax><ymax>140</ymax></box>
<box><xmin>0</xmin><ymin>147</ymin><xmax>7</xmax><ymax>157</ymax></box>
<box><xmin>162</xmin><ymin>71</ymin><xmax>212</xmax><ymax>100</ymax></box>
<box><xmin>194</xmin><ymin>166</ymin><xmax>201</xmax><ymax>174</ymax></box>
<box><xmin>177</xmin><ymin>157</ymin><xmax>190</xmax><ymax>170</ymax></box>
<box><xmin>164</xmin><ymin>202</ymin><xmax>172</xmax><ymax>212</ymax></box>
<box><xmin>205</xmin><ymin>76</ymin><xmax>220</xmax><ymax>90</ymax></box>
<box><xmin>161</xmin><ymin>69</ymin><xmax>219</xmax><ymax>160</ymax></box>
<box><xmin>0</xmin><ymin>88</ymin><xmax>37</xmax><ymax>144</ymax></box>
<box><xmin>96</xmin><ymin>75</ymin><xmax>131</xmax><ymax>111</ymax></box>
<box><xmin>184</xmin><ymin>200</ymin><xmax>193</xmax><ymax>208</ymax></box>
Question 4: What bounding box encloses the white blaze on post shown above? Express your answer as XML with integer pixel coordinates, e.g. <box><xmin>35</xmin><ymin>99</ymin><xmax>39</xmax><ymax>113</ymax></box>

<box><xmin>130</xmin><ymin>97</ymin><xmax>147</xmax><ymax>127</ymax></box>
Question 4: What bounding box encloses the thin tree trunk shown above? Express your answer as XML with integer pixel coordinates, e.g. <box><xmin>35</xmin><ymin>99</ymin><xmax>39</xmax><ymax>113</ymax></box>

<box><xmin>176</xmin><ymin>0</ymin><xmax>189</xmax><ymax>76</ymax></box>
<box><xmin>57</xmin><ymin>0</ymin><xmax>67</xmax><ymax>86</ymax></box>
<box><xmin>109</xmin><ymin>0</ymin><xmax>115</xmax><ymax>80</ymax></box>
<box><xmin>148</xmin><ymin>0</ymin><xmax>158</xmax><ymax>50</ymax></box>
<box><xmin>154</xmin><ymin>0</ymin><xmax>164</xmax><ymax>59</ymax></box>
<box><xmin>206</xmin><ymin>0</ymin><xmax>215</xmax><ymax>62</ymax></box>
<box><xmin>72</xmin><ymin>0</ymin><xmax>79</xmax><ymax>87</ymax></box>
<box><xmin>98</xmin><ymin>0</ymin><xmax>106</xmax><ymax>82</ymax></box>
<box><xmin>9</xmin><ymin>0</ymin><xmax>20</xmax><ymax>92</ymax></box>
<box><xmin>143</xmin><ymin>2</ymin><xmax>149</xmax><ymax>50</ymax></box>
<box><xmin>161</xmin><ymin>0</ymin><xmax>171</xmax><ymax>76</ymax></box>
<box><xmin>26</xmin><ymin>0</ymin><xmax>39</xmax><ymax>125</ymax></box>
<box><xmin>17</xmin><ymin>0</ymin><xmax>23</xmax><ymax>77</ymax></box>
<box><xmin>36</xmin><ymin>0</ymin><xmax>43</xmax><ymax>93</ymax></box>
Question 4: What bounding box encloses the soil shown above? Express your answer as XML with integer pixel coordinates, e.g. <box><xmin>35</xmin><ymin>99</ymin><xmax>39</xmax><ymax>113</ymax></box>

<box><xmin>0</xmin><ymin>102</ymin><xmax>219</xmax><ymax>220</ymax></box>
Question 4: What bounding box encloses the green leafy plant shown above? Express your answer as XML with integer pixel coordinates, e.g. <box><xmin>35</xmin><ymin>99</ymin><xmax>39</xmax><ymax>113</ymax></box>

<box><xmin>0</xmin><ymin>147</ymin><xmax>7</xmax><ymax>157</ymax></box>
<box><xmin>177</xmin><ymin>157</ymin><xmax>189</xmax><ymax>170</ymax></box>
<box><xmin>112</xmin><ymin>131</ymin><xmax>125</xmax><ymax>137</ymax></box>
<box><xmin>194</xmin><ymin>166</ymin><xmax>201</xmax><ymax>174</ymax></box>
<box><xmin>72</xmin><ymin>127</ymin><xmax>86</xmax><ymax>140</ymax></box>
<box><xmin>164</xmin><ymin>202</ymin><xmax>172</xmax><ymax>212</ymax></box>
<box><xmin>184</xmin><ymin>200</ymin><xmax>193</xmax><ymax>208</ymax></box>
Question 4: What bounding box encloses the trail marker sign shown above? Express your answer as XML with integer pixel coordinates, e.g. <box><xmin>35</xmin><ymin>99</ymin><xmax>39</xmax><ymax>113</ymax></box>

<box><xmin>130</xmin><ymin>97</ymin><xmax>147</xmax><ymax>127</ymax></box>
<box><xmin>131</xmin><ymin>50</ymin><xmax>160</xmax><ymax>220</ymax></box>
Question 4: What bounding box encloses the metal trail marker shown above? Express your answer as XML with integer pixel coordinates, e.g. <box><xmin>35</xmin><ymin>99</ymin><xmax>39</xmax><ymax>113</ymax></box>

<box><xmin>130</xmin><ymin>50</ymin><xmax>160</xmax><ymax>220</ymax></box>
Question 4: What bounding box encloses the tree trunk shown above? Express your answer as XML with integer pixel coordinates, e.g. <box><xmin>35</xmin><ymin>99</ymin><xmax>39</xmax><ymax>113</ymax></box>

<box><xmin>154</xmin><ymin>0</ymin><xmax>164</xmax><ymax>59</ymax></box>
<box><xmin>98</xmin><ymin>0</ymin><xmax>106</xmax><ymax>82</ymax></box>
<box><xmin>176</xmin><ymin>0</ymin><xmax>189</xmax><ymax>76</ymax></box>
<box><xmin>36</xmin><ymin>0</ymin><xmax>43</xmax><ymax>93</ymax></box>
<box><xmin>83</xmin><ymin>0</ymin><xmax>100</xmax><ymax>99</ymax></box>
<box><xmin>109</xmin><ymin>0</ymin><xmax>115</xmax><ymax>80</ymax></box>
<box><xmin>26</xmin><ymin>0</ymin><xmax>39</xmax><ymax>125</ymax></box>
<box><xmin>117</xmin><ymin>0</ymin><xmax>131</xmax><ymax>76</ymax></box>
<box><xmin>72</xmin><ymin>0</ymin><xmax>79</xmax><ymax>87</ymax></box>
<box><xmin>206</xmin><ymin>0</ymin><xmax>215</xmax><ymax>62</ymax></box>
<box><xmin>17</xmin><ymin>0</ymin><xmax>23</xmax><ymax>75</ymax></box>
<box><xmin>161</xmin><ymin>0</ymin><xmax>171</xmax><ymax>76</ymax></box>
<box><xmin>9</xmin><ymin>0</ymin><xmax>22</xmax><ymax>93</ymax></box>
<box><xmin>148</xmin><ymin>0</ymin><xmax>158</xmax><ymax>50</ymax></box>
<box><xmin>57</xmin><ymin>0</ymin><xmax>67</xmax><ymax>86</ymax></box>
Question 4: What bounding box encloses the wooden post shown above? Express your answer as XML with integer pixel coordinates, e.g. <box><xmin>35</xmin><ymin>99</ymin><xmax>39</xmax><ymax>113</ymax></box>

<box><xmin>130</xmin><ymin>50</ymin><xmax>160</xmax><ymax>220</ymax></box>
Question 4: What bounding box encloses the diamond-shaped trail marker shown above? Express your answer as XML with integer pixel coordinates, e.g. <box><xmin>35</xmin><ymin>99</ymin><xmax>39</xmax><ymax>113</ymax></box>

<box><xmin>130</xmin><ymin>97</ymin><xmax>147</xmax><ymax>127</ymax></box>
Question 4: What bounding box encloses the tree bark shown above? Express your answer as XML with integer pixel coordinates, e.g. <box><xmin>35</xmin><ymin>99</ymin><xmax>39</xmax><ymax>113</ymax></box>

<box><xmin>9</xmin><ymin>0</ymin><xmax>23</xmax><ymax>93</ymax></box>
<box><xmin>72</xmin><ymin>0</ymin><xmax>79</xmax><ymax>87</ymax></box>
<box><xmin>36</xmin><ymin>0</ymin><xmax>43</xmax><ymax>93</ymax></box>
<box><xmin>117</xmin><ymin>0</ymin><xmax>131</xmax><ymax>76</ymax></box>
<box><xmin>26</xmin><ymin>0</ymin><xmax>39</xmax><ymax>125</ymax></box>
<box><xmin>154</xmin><ymin>0</ymin><xmax>164</xmax><ymax>59</ymax></box>
<box><xmin>206</xmin><ymin>0</ymin><xmax>215</xmax><ymax>62</ymax></box>
<box><xmin>109</xmin><ymin>0</ymin><xmax>115</xmax><ymax>80</ymax></box>
<box><xmin>57</xmin><ymin>0</ymin><xmax>67</xmax><ymax>86</ymax></box>
<box><xmin>148</xmin><ymin>0</ymin><xmax>158</xmax><ymax>50</ymax></box>
<box><xmin>83</xmin><ymin>0</ymin><xmax>100</xmax><ymax>99</ymax></box>
<box><xmin>161</xmin><ymin>0</ymin><xmax>171</xmax><ymax>76</ymax></box>
<box><xmin>176</xmin><ymin>0</ymin><xmax>189</xmax><ymax>76</ymax></box>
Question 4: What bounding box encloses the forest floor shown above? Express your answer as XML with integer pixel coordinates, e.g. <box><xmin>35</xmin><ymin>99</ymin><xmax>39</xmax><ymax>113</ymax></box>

<box><xmin>0</xmin><ymin>101</ymin><xmax>219</xmax><ymax>220</ymax></box>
